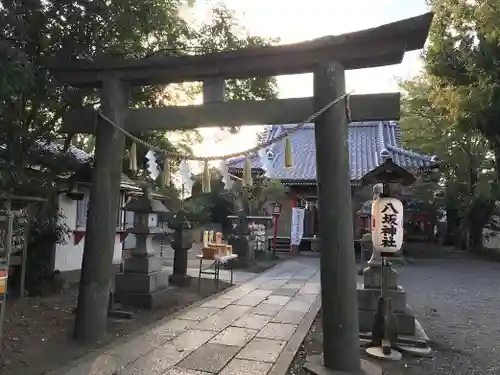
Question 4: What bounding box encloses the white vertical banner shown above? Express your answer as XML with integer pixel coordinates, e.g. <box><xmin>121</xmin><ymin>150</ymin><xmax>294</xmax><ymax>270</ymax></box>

<box><xmin>290</xmin><ymin>207</ymin><xmax>305</xmax><ymax>246</ymax></box>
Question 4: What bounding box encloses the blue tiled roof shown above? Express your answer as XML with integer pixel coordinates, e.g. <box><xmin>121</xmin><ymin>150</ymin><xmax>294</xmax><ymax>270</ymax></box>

<box><xmin>227</xmin><ymin>121</ymin><xmax>435</xmax><ymax>182</ymax></box>
<box><xmin>35</xmin><ymin>140</ymin><xmax>92</xmax><ymax>164</ymax></box>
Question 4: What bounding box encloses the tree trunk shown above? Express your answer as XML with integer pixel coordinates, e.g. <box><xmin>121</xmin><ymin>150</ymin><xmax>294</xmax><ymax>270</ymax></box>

<box><xmin>468</xmin><ymin>198</ymin><xmax>495</xmax><ymax>251</ymax></box>
<box><xmin>469</xmin><ymin>222</ymin><xmax>483</xmax><ymax>250</ymax></box>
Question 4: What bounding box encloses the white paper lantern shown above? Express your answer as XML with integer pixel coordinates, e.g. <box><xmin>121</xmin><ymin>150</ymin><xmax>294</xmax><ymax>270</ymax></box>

<box><xmin>371</xmin><ymin>197</ymin><xmax>404</xmax><ymax>253</ymax></box>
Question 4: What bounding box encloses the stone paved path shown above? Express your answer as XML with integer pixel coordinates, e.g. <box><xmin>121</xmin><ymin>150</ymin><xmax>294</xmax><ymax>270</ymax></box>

<box><xmin>52</xmin><ymin>257</ymin><xmax>321</xmax><ymax>375</ymax></box>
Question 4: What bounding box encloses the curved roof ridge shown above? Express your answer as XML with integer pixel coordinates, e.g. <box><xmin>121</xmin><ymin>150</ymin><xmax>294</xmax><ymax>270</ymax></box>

<box><xmin>376</xmin><ymin>121</ymin><xmax>387</xmax><ymax>153</ymax></box>
<box><xmin>386</xmin><ymin>120</ymin><xmax>401</xmax><ymax>146</ymax></box>
<box><xmin>276</xmin><ymin>121</ymin><xmax>390</xmax><ymax>133</ymax></box>
<box><xmin>349</xmin><ymin>121</ymin><xmax>381</xmax><ymax>128</ymax></box>
<box><xmin>386</xmin><ymin>144</ymin><xmax>433</xmax><ymax>161</ymax></box>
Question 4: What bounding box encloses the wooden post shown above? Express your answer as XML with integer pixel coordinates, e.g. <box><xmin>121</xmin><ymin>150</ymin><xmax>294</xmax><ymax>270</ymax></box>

<box><xmin>74</xmin><ymin>78</ymin><xmax>128</xmax><ymax>342</ymax></box>
<box><xmin>313</xmin><ymin>62</ymin><xmax>360</xmax><ymax>371</ymax></box>
<box><xmin>19</xmin><ymin>203</ymin><xmax>35</xmax><ymax>298</ymax></box>
<box><xmin>203</xmin><ymin>78</ymin><xmax>225</xmax><ymax>103</ymax></box>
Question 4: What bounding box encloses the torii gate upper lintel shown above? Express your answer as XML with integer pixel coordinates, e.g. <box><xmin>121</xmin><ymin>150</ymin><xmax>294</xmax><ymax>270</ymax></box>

<box><xmin>52</xmin><ymin>12</ymin><xmax>434</xmax><ymax>373</ymax></box>
<box><xmin>50</xmin><ymin>12</ymin><xmax>432</xmax><ymax>87</ymax></box>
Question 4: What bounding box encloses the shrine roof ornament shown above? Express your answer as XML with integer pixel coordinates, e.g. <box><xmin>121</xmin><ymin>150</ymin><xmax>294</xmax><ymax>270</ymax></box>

<box><xmin>48</xmin><ymin>13</ymin><xmax>433</xmax><ymax>87</ymax></box>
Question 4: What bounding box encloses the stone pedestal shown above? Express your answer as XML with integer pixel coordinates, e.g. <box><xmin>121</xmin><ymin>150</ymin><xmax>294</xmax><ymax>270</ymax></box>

<box><xmin>169</xmin><ymin>225</ymin><xmax>193</xmax><ymax>287</ymax></box>
<box><xmin>115</xmin><ymin>230</ymin><xmax>171</xmax><ymax>309</ymax></box>
<box><xmin>357</xmin><ymin>244</ymin><xmax>415</xmax><ymax>335</ymax></box>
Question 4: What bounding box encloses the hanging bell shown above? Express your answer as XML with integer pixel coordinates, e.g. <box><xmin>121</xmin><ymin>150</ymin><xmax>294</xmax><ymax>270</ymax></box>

<box><xmin>242</xmin><ymin>155</ymin><xmax>253</xmax><ymax>187</ymax></box>
<box><xmin>284</xmin><ymin>138</ymin><xmax>293</xmax><ymax>168</ymax></box>
<box><xmin>161</xmin><ymin>157</ymin><xmax>171</xmax><ymax>187</ymax></box>
<box><xmin>202</xmin><ymin>160</ymin><xmax>211</xmax><ymax>193</ymax></box>
<box><xmin>129</xmin><ymin>142</ymin><xmax>138</xmax><ymax>174</ymax></box>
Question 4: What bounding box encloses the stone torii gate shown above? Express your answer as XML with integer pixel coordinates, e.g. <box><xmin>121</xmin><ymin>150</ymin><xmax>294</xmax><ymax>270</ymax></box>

<box><xmin>49</xmin><ymin>12</ymin><xmax>432</xmax><ymax>374</ymax></box>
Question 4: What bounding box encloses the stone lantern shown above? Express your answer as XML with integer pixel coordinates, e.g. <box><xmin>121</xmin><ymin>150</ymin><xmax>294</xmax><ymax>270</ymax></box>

<box><xmin>169</xmin><ymin>210</ymin><xmax>194</xmax><ymax>286</ymax></box>
<box><xmin>357</xmin><ymin>155</ymin><xmax>417</xmax><ymax>336</ymax></box>
<box><xmin>115</xmin><ymin>185</ymin><xmax>173</xmax><ymax>309</ymax></box>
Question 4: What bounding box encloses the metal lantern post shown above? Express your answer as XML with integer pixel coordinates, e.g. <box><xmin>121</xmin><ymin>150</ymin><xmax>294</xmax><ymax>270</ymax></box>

<box><xmin>271</xmin><ymin>201</ymin><xmax>282</xmax><ymax>255</ymax></box>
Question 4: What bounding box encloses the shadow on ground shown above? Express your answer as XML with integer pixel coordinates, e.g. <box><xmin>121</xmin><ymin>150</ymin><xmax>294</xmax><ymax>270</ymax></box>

<box><xmin>1</xmin><ymin>277</ymin><xmax>231</xmax><ymax>375</ymax></box>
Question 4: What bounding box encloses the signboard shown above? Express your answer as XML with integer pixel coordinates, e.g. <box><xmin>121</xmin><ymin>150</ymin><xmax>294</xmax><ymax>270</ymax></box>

<box><xmin>0</xmin><ymin>214</ymin><xmax>13</xmax><ymax>263</ymax></box>
<box><xmin>371</xmin><ymin>197</ymin><xmax>403</xmax><ymax>253</ymax></box>
<box><xmin>272</xmin><ymin>201</ymin><xmax>282</xmax><ymax>216</ymax></box>
<box><xmin>290</xmin><ymin>207</ymin><xmax>305</xmax><ymax>246</ymax></box>
<box><xmin>0</xmin><ymin>212</ymin><xmax>13</xmax><ymax>351</ymax></box>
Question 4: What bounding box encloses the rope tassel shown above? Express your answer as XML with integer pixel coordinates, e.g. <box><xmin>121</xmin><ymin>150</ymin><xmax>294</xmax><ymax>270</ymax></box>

<box><xmin>345</xmin><ymin>94</ymin><xmax>352</xmax><ymax>123</ymax></box>
<box><xmin>284</xmin><ymin>138</ymin><xmax>293</xmax><ymax>168</ymax></box>
<box><xmin>242</xmin><ymin>155</ymin><xmax>253</xmax><ymax>187</ymax></box>
<box><xmin>129</xmin><ymin>142</ymin><xmax>138</xmax><ymax>174</ymax></box>
<box><xmin>161</xmin><ymin>157</ymin><xmax>171</xmax><ymax>187</ymax></box>
<box><xmin>202</xmin><ymin>160</ymin><xmax>211</xmax><ymax>193</ymax></box>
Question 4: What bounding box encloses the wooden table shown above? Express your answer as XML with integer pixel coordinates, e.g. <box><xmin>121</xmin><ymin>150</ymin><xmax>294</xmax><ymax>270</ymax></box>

<box><xmin>196</xmin><ymin>253</ymin><xmax>238</xmax><ymax>292</ymax></box>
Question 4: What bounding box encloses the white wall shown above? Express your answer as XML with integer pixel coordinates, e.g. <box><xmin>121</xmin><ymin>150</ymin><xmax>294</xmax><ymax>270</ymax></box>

<box><xmin>54</xmin><ymin>188</ymin><xmax>125</xmax><ymax>273</ymax></box>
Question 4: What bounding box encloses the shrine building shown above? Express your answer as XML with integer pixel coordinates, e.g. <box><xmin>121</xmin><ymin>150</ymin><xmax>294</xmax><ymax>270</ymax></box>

<box><xmin>227</xmin><ymin>121</ymin><xmax>437</xmax><ymax>250</ymax></box>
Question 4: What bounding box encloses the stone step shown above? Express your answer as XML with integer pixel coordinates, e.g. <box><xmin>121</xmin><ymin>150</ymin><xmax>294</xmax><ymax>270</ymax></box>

<box><xmin>115</xmin><ymin>269</ymin><xmax>170</xmax><ymax>294</ymax></box>
<box><xmin>114</xmin><ymin>286</ymin><xmax>172</xmax><ymax>309</ymax></box>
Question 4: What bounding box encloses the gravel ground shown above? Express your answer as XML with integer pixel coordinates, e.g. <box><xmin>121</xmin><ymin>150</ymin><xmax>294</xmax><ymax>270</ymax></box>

<box><xmin>383</xmin><ymin>256</ymin><xmax>500</xmax><ymax>375</ymax></box>
<box><xmin>287</xmin><ymin>254</ymin><xmax>500</xmax><ymax>375</ymax></box>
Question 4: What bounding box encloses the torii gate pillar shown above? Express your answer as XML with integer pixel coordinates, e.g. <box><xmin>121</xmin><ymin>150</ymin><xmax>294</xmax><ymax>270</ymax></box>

<box><xmin>313</xmin><ymin>62</ymin><xmax>362</xmax><ymax>372</ymax></box>
<box><xmin>73</xmin><ymin>79</ymin><xmax>128</xmax><ymax>342</ymax></box>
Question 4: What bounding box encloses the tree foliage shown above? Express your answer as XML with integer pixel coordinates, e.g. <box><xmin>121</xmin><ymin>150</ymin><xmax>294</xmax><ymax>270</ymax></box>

<box><xmin>188</xmin><ymin>167</ymin><xmax>286</xmax><ymax>233</ymax></box>
<box><xmin>399</xmin><ymin>0</ymin><xmax>500</xmax><ymax>249</ymax></box>
<box><xmin>425</xmin><ymin>0</ymin><xmax>500</xmax><ymax>180</ymax></box>
<box><xmin>0</xmin><ymin>0</ymin><xmax>279</xmax><ymax>193</ymax></box>
<box><xmin>0</xmin><ymin>0</ymin><xmax>280</xmax><ymax>298</ymax></box>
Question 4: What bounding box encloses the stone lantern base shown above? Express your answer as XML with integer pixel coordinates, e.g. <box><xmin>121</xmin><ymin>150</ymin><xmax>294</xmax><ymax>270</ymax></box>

<box><xmin>357</xmin><ymin>263</ymin><xmax>415</xmax><ymax>335</ymax></box>
<box><xmin>357</xmin><ymin>237</ymin><xmax>415</xmax><ymax>336</ymax></box>
<box><xmin>115</xmin><ymin>251</ymin><xmax>172</xmax><ymax>309</ymax></box>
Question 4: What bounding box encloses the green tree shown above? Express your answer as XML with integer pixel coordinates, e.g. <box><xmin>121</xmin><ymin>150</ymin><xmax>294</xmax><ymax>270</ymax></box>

<box><xmin>425</xmin><ymin>0</ymin><xmax>500</xmax><ymax>181</ymax></box>
<box><xmin>0</xmin><ymin>0</ymin><xmax>280</xmax><ymax>342</ymax></box>
<box><xmin>0</xmin><ymin>0</ymin><xmax>279</xmax><ymax>192</ymax></box>
<box><xmin>400</xmin><ymin>72</ymin><xmax>495</xmax><ymax>249</ymax></box>
<box><xmin>195</xmin><ymin>4</ymin><xmax>279</xmax><ymax>103</ymax></box>
<box><xmin>397</xmin><ymin>0</ymin><xmax>500</xmax><ymax>249</ymax></box>
<box><xmin>189</xmin><ymin>167</ymin><xmax>285</xmax><ymax>232</ymax></box>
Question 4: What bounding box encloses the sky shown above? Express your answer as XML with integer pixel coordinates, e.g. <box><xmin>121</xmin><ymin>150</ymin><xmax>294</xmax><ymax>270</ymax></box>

<box><xmin>183</xmin><ymin>0</ymin><xmax>430</xmax><ymax>167</ymax></box>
